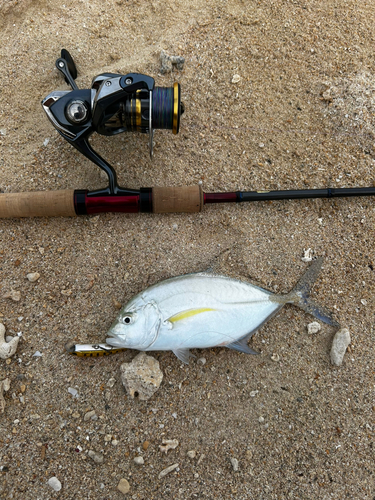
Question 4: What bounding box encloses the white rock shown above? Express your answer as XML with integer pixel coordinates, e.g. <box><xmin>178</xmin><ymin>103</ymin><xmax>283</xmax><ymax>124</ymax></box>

<box><xmin>187</xmin><ymin>450</ymin><xmax>196</xmax><ymax>459</ymax></box>
<box><xmin>88</xmin><ymin>450</ymin><xmax>104</xmax><ymax>464</ymax></box>
<box><xmin>68</xmin><ymin>387</ymin><xmax>78</xmax><ymax>397</ymax></box>
<box><xmin>120</xmin><ymin>352</ymin><xmax>163</xmax><ymax>401</ymax></box>
<box><xmin>302</xmin><ymin>248</ymin><xmax>313</xmax><ymax>262</ymax></box>
<box><xmin>133</xmin><ymin>456</ymin><xmax>144</xmax><ymax>465</ymax></box>
<box><xmin>27</xmin><ymin>272</ymin><xmax>40</xmax><ymax>283</ymax></box>
<box><xmin>159</xmin><ymin>439</ymin><xmax>179</xmax><ymax>454</ymax></box>
<box><xmin>0</xmin><ymin>323</ymin><xmax>20</xmax><ymax>359</ymax></box>
<box><xmin>330</xmin><ymin>328</ymin><xmax>351</xmax><ymax>366</ymax></box>
<box><xmin>48</xmin><ymin>477</ymin><xmax>62</xmax><ymax>491</ymax></box>
<box><xmin>230</xmin><ymin>457</ymin><xmax>239</xmax><ymax>471</ymax></box>
<box><xmin>307</xmin><ymin>321</ymin><xmax>321</xmax><ymax>334</ymax></box>
<box><xmin>232</xmin><ymin>74</ymin><xmax>241</xmax><ymax>83</ymax></box>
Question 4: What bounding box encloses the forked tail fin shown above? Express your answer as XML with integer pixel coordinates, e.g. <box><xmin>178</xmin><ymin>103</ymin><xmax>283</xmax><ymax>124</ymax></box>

<box><xmin>283</xmin><ymin>257</ymin><xmax>339</xmax><ymax>327</ymax></box>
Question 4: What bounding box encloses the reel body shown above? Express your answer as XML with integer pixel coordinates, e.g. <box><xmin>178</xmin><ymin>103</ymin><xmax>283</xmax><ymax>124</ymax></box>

<box><xmin>42</xmin><ymin>50</ymin><xmax>184</xmax><ymax>197</ymax></box>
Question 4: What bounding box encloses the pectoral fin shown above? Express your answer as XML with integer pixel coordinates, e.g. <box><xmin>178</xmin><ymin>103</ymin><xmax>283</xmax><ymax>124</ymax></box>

<box><xmin>172</xmin><ymin>348</ymin><xmax>196</xmax><ymax>364</ymax></box>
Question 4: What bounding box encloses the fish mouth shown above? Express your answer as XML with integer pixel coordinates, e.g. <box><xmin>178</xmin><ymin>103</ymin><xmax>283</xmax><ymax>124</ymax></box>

<box><xmin>106</xmin><ymin>335</ymin><xmax>126</xmax><ymax>348</ymax></box>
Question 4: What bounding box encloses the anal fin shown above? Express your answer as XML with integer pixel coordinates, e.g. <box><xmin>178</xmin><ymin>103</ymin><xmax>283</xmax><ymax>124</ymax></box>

<box><xmin>226</xmin><ymin>337</ymin><xmax>259</xmax><ymax>355</ymax></box>
<box><xmin>172</xmin><ymin>348</ymin><xmax>196</xmax><ymax>364</ymax></box>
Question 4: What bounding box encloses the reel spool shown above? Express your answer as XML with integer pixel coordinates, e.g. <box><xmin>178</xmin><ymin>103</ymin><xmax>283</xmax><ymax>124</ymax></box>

<box><xmin>42</xmin><ymin>49</ymin><xmax>184</xmax><ymax>196</ymax></box>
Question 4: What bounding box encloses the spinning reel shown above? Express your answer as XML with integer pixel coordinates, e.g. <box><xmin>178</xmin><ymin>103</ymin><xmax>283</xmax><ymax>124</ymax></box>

<box><xmin>42</xmin><ymin>49</ymin><xmax>184</xmax><ymax>197</ymax></box>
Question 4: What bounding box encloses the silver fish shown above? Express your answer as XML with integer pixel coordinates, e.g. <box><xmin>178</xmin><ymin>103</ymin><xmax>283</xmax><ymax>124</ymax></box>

<box><xmin>106</xmin><ymin>258</ymin><xmax>338</xmax><ymax>363</ymax></box>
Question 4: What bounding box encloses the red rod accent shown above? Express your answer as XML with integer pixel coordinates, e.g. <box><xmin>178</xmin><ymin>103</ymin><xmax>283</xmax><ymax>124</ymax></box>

<box><xmin>85</xmin><ymin>194</ymin><xmax>140</xmax><ymax>214</ymax></box>
<box><xmin>204</xmin><ymin>192</ymin><xmax>237</xmax><ymax>204</ymax></box>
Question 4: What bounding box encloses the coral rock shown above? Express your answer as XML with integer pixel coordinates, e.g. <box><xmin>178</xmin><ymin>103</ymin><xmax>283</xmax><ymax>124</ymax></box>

<box><xmin>120</xmin><ymin>353</ymin><xmax>163</xmax><ymax>401</ymax></box>
<box><xmin>0</xmin><ymin>323</ymin><xmax>20</xmax><ymax>360</ymax></box>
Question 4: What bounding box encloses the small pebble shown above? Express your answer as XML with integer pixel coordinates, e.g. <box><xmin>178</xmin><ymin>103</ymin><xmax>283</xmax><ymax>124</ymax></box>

<box><xmin>88</xmin><ymin>450</ymin><xmax>104</xmax><ymax>464</ymax></box>
<box><xmin>133</xmin><ymin>456</ymin><xmax>144</xmax><ymax>465</ymax></box>
<box><xmin>258</xmin><ymin>416</ymin><xmax>265</xmax><ymax>423</ymax></box>
<box><xmin>232</xmin><ymin>74</ymin><xmax>241</xmax><ymax>83</ymax></box>
<box><xmin>27</xmin><ymin>272</ymin><xmax>40</xmax><ymax>283</ymax></box>
<box><xmin>117</xmin><ymin>478</ymin><xmax>130</xmax><ymax>494</ymax></box>
<box><xmin>68</xmin><ymin>387</ymin><xmax>78</xmax><ymax>397</ymax></box>
<box><xmin>72</xmin><ymin>412</ymin><xmax>80</xmax><ymax>419</ymax></box>
<box><xmin>84</xmin><ymin>410</ymin><xmax>96</xmax><ymax>421</ymax></box>
<box><xmin>112</xmin><ymin>440</ymin><xmax>119</xmax><ymax>446</ymax></box>
<box><xmin>48</xmin><ymin>477</ymin><xmax>62</xmax><ymax>492</ymax></box>
<box><xmin>230</xmin><ymin>457</ymin><xmax>239</xmax><ymax>472</ymax></box>
<box><xmin>0</xmin><ymin>378</ymin><xmax>11</xmax><ymax>413</ymax></box>
<box><xmin>33</xmin><ymin>351</ymin><xmax>42</xmax><ymax>357</ymax></box>
<box><xmin>141</xmin><ymin>441</ymin><xmax>149</xmax><ymax>452</ymax></box>
<box><xmin>270</xmin><ymin>353</ymin><xmax>280</xmax><ymax>362</ymax></box>
<box><xmin>160</xmin><ymin>50</ymin><xmax>185</xmax><ymax>74</ymax></box>
<box><xmin>158</xmin><ymin>463</ymin><xmax>179</xmax><ymax>479</ymax></box>
<box><xmin>113</xmin><ymin>298</ymin><xmax>122</xmax><ymax>309</ymax></box>
<box><xmin>2</xmin><ymin>290</ymin><xmax>21</xmax><ymax>302</ymax></box>
<box><xmin>250</xmin><ymin>390</ymin><xmax>258</xmax><ymax>397</ymax></box>
<box><xmin>187</xmin><ymin>450</ymin><xmax>196</xmax><ymax>459</ymax></box>
<box><xmin>197</xmin><ymin>357</ymin><xmax>206</xmax><ymax>365</ymax></box>
<box><xmin>330</xmin><ymin>328</ymin><xmax>351</xmax><ymax>366</ymax></box>
<box><xmin>307</xmin><ymin>321</ymin><xmax>321</xmax><ymax>334</ymax></box>
<box><xmin>107</xmin><ymin>377</ymin><xmax>116</xmax><ymax>387</ymax></box>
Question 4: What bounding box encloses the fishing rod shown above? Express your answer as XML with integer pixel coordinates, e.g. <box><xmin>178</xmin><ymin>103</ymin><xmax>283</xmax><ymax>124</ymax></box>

<box><xmin>1</xmin><ymin>49</ymin><xmax>375</xmax><ymax>219</ymax></box>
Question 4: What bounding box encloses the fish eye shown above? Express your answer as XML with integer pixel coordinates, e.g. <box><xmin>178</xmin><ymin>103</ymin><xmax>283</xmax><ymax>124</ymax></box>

<box><xmin>122</xmin><ymin>314</ymin><xmax>133</xmax><ymax>325</ymax></box>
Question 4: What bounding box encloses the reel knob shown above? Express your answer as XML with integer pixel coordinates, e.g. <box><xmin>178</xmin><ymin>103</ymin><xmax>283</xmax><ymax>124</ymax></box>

<box><xmin>66</xmin><ymin>100</ymin><xmax>89</xmax><ymax>124</ymax></box>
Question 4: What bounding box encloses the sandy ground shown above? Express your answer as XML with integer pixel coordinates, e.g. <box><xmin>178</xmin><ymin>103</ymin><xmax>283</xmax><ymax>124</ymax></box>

<box><xmin>0</xmin><ymin>0</ymin><xmax>374</xmax><ymax>498</ymax></box>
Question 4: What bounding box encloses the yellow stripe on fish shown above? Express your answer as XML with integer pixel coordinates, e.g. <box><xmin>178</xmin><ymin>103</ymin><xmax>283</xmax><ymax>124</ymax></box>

<box><xmin>168</xmin><ymin>307</ymin><xmax>217</xmax><ymax>324</ymax></box>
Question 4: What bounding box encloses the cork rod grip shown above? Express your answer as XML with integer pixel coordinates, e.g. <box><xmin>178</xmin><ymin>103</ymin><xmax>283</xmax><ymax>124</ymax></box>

<box><xmin>0</xmin><ymin>190</ymin><xmax>76</xmax><ymax>218</ymax></box>
<box><xmin>152</xmin><ymin>185</ymin><xmax>203</xmax><ymax>213</ymax></box>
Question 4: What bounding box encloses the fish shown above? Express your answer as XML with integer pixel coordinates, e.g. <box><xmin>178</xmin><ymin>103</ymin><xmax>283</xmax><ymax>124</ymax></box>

<box><xmin>106</xmin><ymin>258</ymin><xmax>339</xmax><ymax>363</ymax></box>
